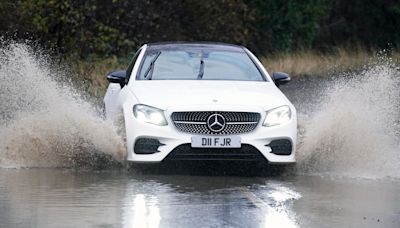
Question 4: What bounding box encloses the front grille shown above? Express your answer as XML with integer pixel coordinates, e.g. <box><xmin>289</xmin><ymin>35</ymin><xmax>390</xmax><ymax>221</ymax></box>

<box><xmin>171</xmin><ymin>111</ymin><xmax>261</xmax><ymax>135</ymax></box>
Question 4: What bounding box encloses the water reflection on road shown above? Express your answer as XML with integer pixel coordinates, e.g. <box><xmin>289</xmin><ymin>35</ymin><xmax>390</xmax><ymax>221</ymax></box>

<box><xmin>121</xmin><ymin>174</ymin><xmax>300</xmax><ymax>228</ymax></box>
<box><xmin>0</xmin><ymin>168</ymin><xmax>301</xmax><ymax>228</ymax></box>
<box><xmin>1</xmin><ymin>167</ymin><xmax>399</xmax><ymax>228</ymax></box>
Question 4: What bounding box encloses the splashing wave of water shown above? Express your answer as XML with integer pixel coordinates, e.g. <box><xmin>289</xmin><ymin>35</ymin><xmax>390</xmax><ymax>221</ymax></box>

<box><xmin>0</xmin><ymin>43</ymin><xmax>125</xmax><ymax>169</ymax></box>
<box><xmin>0</xmin><ymin>42</ymin><xmax>399</xmax><ymax>178</ymax></box>
<box><xmin>297</xmin><ymin>62</ymin><xmax>400</xmax><ymax>178</ymax></box>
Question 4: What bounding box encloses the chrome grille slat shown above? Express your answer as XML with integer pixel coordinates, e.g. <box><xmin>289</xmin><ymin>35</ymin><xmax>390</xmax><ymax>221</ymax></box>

<box><xmin>171</xmin><ymin>111</ymin><xmax>260</xmax><ymax>135</ymax></box>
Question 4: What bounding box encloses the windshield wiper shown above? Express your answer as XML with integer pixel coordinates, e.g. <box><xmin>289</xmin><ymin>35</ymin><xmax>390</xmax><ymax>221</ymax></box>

<box><xmin>197</xmin><ymin>52</ymin><xmax>205</xmax><ymax>80</ymax></box>
<box><xmin>144</xmin><ymin>51</ymin><xmax>162</xmax><ymax>80</ymax></box>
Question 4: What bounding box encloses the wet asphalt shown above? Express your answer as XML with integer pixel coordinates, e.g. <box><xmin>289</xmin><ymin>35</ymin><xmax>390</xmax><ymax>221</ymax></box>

<box><xmin>0</xmin><ymin>168</ymin><xmax>399</xmax><ymax>228</ymax></box>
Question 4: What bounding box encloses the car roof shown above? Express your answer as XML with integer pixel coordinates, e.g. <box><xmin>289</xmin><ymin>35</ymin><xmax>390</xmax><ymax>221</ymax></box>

<box><xmin>145</xmin><ymin>41</ymin><xmax>245</xmax><ymax>52</ymax></box>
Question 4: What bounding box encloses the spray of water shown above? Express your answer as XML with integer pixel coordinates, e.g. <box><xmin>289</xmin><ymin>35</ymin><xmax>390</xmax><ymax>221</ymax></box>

<box><xmin>0</xmin><ymin>43</ymin><xmax>125</xmax><ymax>168</ymax></box>
<box><xmin>297</xmin><ymin>61</ymin><xmax>400</xmax><ymax>178</ymax></box>
<box><xmin>0</xmin><ymin>42</ymin><xmax>399</xmax><ymax>178</ymax></box>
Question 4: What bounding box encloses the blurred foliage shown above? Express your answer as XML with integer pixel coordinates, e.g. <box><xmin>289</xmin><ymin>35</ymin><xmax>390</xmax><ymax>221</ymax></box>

<box><xmin>1</xmin><ymin>0</ymin><xmax>399</xmax><ymax>58</ymax></box>
<box><xmin>246</xmin><ymin>0</ymin><xmax>330</xmax><ymax>53</ymax></box>
<box><xmin>315</xmin><ymin>0</ymin><xmax>400</xmax><ymax>51</ymax></box>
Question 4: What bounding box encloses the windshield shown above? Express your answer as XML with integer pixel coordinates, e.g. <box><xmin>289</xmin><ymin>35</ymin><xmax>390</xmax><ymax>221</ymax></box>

<box><xmin>137</xmin><ymin>48</ymin><xmax>266</xmax><ymax>81</ymax></box>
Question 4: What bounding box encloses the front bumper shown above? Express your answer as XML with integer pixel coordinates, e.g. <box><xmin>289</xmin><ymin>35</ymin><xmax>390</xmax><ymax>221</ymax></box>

<box><xmin>124</xmin><ymin>105</ymin><xmax>297</xmax><ymax>163</ymax></box>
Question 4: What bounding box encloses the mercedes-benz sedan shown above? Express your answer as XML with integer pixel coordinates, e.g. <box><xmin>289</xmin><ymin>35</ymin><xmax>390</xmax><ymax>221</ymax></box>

<box><xmin>104</xmin><ymin>42</ymin><xmax>297</xmax><ymax>165</ymax></box>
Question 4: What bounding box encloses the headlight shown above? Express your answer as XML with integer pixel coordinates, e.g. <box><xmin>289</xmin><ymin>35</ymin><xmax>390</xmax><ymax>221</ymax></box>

<box><xmin>263</xmin><ymin>105</ymin><xmax>291</xmax><ymax>127</ymax></box>
<box><xmin>133</xmin><ymin>104</ymin><xmax>167</xmax><ymax>126</ymax></box>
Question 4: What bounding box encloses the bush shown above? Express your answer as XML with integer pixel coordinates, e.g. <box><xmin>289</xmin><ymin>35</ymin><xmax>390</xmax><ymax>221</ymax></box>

<box><xmin>1</xmin><ymin>0</ymin><xmax>399</xmax><ymax>57</ymax></box>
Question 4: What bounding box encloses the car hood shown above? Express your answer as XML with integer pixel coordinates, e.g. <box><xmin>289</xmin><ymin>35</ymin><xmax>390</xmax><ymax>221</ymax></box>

<box><xmin>129</xmin><ymin>80</ymin><xmax>291</xmax><ymax>110</ymax></box>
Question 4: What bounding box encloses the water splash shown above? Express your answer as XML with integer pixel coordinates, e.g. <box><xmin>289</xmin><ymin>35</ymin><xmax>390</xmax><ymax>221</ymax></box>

<box><xmin>1</xmin><ymin>42</ymin><xmax>399</xmax><ymax>178</ymax></box>
<box><xmin>0</xmin><ymin>43</ymin><xmax>125</xmax><ymax>168</ymax></box>
<box><xmin>297</xmin><ymin>61</ymin><xmax>400</xmax><ymax>179</ymax></box>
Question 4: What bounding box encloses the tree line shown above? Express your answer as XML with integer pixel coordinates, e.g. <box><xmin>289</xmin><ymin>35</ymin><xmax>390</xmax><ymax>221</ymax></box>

<box><xmin>1</xmin><ymin>0</ymin><xmax>399</xmax><ymax>58</ymax></box>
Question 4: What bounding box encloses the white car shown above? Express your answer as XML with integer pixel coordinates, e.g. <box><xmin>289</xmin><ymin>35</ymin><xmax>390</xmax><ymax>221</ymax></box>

<box><xmin>104</xmin><ymin>42</ymin><xmax>296</xmax><ymax>165</ymax></box>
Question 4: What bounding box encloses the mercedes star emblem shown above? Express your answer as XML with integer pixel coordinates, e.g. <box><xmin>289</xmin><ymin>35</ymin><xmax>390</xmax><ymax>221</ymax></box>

<box><xmin>207</xmin><ymin>113</ymin><xmax>226</xmax><ymax>132</ymax></box>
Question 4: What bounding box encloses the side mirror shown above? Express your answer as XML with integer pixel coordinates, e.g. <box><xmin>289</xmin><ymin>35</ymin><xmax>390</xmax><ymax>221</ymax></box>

<box><xmin>272</xmin><ymin>72</ymin><xmax>290</xmax><ymax>87</ymax></box>
<box><xmin>107</xmin><ymin>70</ymin><xmax>127</xmax><ymax>88</ymax></box>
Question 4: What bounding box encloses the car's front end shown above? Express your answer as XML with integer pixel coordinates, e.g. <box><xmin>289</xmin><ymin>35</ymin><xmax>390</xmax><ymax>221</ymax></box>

<box><xmin>105</xmin><ymin>42</ymin><xmax>297</xmax><ymax>164</ymax></box>
<box><xmin>123</xmin><ymin>80</ymin><xmax>296</xmax><ymax>164</ymax></box>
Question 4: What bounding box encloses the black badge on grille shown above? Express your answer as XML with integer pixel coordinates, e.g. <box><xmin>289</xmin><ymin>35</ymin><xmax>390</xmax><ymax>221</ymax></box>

<box><xmin>207</xmin><ymin>113</ymin><xmax>226</xmax><ymax>133</ymax></box>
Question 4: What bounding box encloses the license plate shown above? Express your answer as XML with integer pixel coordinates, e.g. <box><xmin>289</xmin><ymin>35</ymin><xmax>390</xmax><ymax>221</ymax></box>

<box><xmin>191</xmin><ymin>136</ymin><xmax>241</xmax><ymax>148</ymax></box>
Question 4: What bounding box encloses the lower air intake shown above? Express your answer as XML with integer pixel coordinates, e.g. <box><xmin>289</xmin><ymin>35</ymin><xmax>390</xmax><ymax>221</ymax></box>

<box><xmin>164</xmin><ymin>144</ymin><xmax>267</xmax><ymax>161</ymax></box>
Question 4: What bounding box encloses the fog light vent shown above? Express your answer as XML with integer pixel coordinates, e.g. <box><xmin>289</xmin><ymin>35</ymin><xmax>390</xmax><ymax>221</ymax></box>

<box><xmin>134</xmin><ymin>138</ymin><xmax>164</xmax><ymax>154</ymax></box>
<box><xmin>268</xmin><ymin>139</ymin><xmax>292</xmax><ymax>155</ymax></box>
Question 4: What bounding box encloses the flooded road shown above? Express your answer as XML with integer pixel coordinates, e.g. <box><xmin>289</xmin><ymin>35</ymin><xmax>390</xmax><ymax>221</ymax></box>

<box><xmin>0</xmin><ymin>44</ymin><xmax>399</xmax><ymax>227</ymax></box>
<box><xmin>1</xmin><ymin>169</ymin><xmax>400</xmax><ymax>228</ymax></box>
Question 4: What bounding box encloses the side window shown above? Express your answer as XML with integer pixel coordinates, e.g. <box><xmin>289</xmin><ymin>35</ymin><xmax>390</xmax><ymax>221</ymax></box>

<box><xmin>125</xmin><ymin>48</ymin><xmax>142</xmax><ymax>83</ymax></box>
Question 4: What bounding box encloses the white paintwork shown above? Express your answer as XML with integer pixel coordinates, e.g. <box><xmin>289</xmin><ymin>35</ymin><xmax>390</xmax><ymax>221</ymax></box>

<box><xmin>104</xmin><ymin>44</ymin><xmax>297</xmax><ymax>163</ymax></box>
<box><xmin>129</xmin><ymin>80</ymin><xmax>290</xmax><ymax>110</ymax></box>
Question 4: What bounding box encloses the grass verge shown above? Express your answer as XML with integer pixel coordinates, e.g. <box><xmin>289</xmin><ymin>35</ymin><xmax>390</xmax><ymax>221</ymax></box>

<box><xmin>68</xmin><ymin>56</ymin><xmax>127</xmax><ymax>100</ymax></box>
<box><xmin>262</xmin><ymin>48</ymin><xmax>400</xmax><ymax>76</ymax></box>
